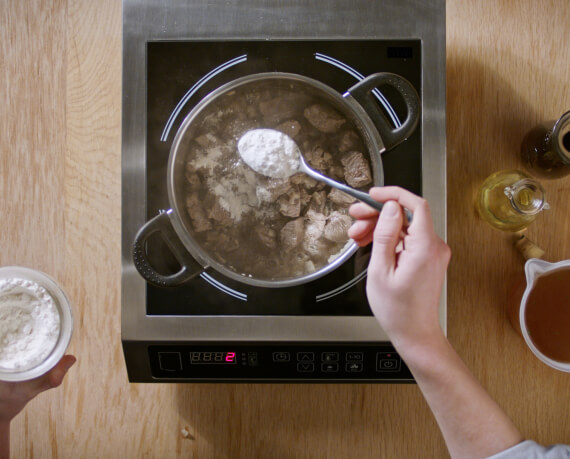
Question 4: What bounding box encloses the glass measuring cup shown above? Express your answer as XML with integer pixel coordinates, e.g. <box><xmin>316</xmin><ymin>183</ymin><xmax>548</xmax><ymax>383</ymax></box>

<box><xmin>507</xmin><ymin>258</ymin><xmax>570</xmax><ymax>372</ymax></box>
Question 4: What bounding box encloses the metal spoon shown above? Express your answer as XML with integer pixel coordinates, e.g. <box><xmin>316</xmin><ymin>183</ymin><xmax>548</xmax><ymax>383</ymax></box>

<box><xmin>237</xmin><ymin>128</ymin><xmax>412</xmax><ymax>222</ymax></box>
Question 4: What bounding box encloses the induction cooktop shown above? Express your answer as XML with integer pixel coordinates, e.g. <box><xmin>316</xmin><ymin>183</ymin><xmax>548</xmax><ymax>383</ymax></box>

<box><xmin>121</xmin><ymin>0</ymin><xmax>446</xmax><ymax>383</ymax></box>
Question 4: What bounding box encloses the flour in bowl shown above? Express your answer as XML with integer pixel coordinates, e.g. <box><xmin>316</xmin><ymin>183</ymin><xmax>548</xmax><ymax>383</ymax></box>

<box><xmin>0</xmin><ymin>278</ymin><xmax>61</xmax><ymax>370</ymax></box>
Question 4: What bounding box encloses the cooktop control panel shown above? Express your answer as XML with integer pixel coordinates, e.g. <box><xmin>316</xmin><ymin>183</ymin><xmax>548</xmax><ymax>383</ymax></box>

<box><xmin>147</xmin><ymin>344</ymin><xmax>413</xmax><ymax>382</ymax></box>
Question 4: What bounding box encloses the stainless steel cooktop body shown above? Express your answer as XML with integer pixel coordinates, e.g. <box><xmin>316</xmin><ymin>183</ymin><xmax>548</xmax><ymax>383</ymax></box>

<box><xmin>121</xmin><ymin>0</ymin><xmax>446</xmax><ymax>382</ymax></box>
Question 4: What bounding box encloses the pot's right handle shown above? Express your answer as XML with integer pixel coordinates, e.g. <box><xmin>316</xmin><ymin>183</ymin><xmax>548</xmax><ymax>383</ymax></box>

<box><xmin>345</xmin><ymin>73</ymin><xmax>420</xmax><ymax>151</ymax></box>
<box><xmin>132</xmin><ymin>210</ymin><xmax>203</xmax><ymax>287</ymax></box>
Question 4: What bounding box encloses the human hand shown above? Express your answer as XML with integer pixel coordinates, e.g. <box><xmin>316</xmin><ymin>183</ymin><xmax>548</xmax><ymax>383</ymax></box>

<box><xmin>0</xmin><ymin>354</ymin><xmax>76</xmax><ymax>424</ymax></box>
<box><xmin>348</xmin><ymin>187</ymin><xmax>450</xmax><ymax>351</ymax></box>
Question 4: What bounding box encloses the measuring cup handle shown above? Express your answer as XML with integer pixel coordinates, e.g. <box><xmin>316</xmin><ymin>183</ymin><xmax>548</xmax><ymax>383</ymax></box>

<box><xmin>345</xmin><ymin>73</ymin><xmax>421</xmax><ymax>151</ymax></box>
<box><xmin>132</xmin><ymin>210</ymin><xmax>203</xmax><ymax>287</ymax></box>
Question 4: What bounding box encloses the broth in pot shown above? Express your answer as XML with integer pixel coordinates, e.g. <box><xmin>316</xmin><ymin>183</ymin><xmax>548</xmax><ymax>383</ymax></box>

<box><xmin>179</xmin><ymin>80</ymin><xmax>374</xmax><ymax>280</ymax></box>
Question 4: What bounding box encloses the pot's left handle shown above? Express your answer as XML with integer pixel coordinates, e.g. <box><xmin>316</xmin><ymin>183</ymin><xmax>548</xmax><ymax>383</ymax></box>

<box><xmin>345</xmin><ymin>72</ymin><xmax>420</xmax><ymax>152</ymax></box>
<box><xmin>132</xmin><ymin>210</ymin><xmax>203</xmax><ymax>287</ymax></box>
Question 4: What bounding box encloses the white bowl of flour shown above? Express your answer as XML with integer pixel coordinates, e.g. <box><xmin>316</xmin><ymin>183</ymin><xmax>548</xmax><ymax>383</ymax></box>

<box><xmin>0</xmin><ymin>266</ymin><xmax>73</xmax><ymax>381</ymax></box>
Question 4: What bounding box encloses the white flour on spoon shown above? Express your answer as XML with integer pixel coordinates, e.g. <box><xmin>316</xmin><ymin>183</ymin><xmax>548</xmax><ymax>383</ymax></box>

<box><xmin>237</xmin><ymin>128</ymin><xmax>301</xmax><ymax>178</ymax></box>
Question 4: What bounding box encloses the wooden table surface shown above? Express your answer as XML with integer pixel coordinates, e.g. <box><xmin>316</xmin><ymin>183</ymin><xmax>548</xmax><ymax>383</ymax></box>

<box><xmin>1</xmin><ymin>1</ymin><xmax>568</xmax><ymax>457</ymax></box>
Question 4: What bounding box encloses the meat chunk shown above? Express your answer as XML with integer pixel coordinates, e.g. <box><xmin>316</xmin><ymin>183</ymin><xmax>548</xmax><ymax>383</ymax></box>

<box><xmin>184</xmin><ymin>169</ymin><xmax>202</xmax><ymax>191</ymax></box>
<box><xmin>280</xmin><ymin>217</ymin><xmax>304</xmax><ymax>250</ymax></box>
<box><xmin>303</xmin><ymin>211</ymin><xmax>327</xmax><ymax>256</ymax></box>
<box><xmin>306</xmin><ymin>190</ymin><xmax>327</xmax><ymax>215</ymax></box>
<box><xmin>323</xmin><ymin>211</ymin><xmax>352</xmax><ymax>243</ymax></box>
<box><xmin>208</xmin><ymin>201</ymin><xmax>233</xmax><ymax>227</ymax></box>
<box><xmin>305</xmin><ymin>260</ymin><xmax>316</xmax><ymax>273</ymax></box>
<box><xmin>341</xmin><ymin>151</ymin><xmax>372</xmax><ymax>188</ymax></box>
<box><xmin>304</xmin><ymin>104</ymin><xmax>346</xmax><ymax>133</ymax></box>
<box><xmin>338</xmin><ymin>130</ymin><xmax>361</xmax><ymax>153</ymax></box>
<box><xmin>290</xmin><ymin>173</ymin><xmax>318</xmax><ymax>190</ymax></box>
<box><xmin>299</xmin><ymin>187</ymin><xmax>312</xmax><ymax>209</ymax></box>
<box><xmin>327</xmin><ymin>164</ymin><xmax>345</xmax><ymax>181</ymax></box>
<box><xmin>186</xmin><ymin>194</ymin><xmax>212</xmax><ymax>233</ymax></box>
<box><xmin>304</xmin><ymin>145</ymin><xmax>333</xmax><ymax>172</ymax></box>
<box><xmin>194</xmin><ymin>133</ymin><xmax>219</xmax><ymax>148</ymax></box>
<box><xmin>276</xmin><ymin>120</ymin><xmax>302</xmax><ymax>139</ymax></box>
<box><xmin>328</xmin><ymin>188</ymin><xmax>356</xmax><ymax>205</ymax></box>
<box><xmin>256</xmin><ymin>178</ymin><xmax>293</xmax><ymax>203</ymax></box>
<box><xmin>255</xmin><ymin>225</ymin><xmax>277</xmax><ymax>249</ymax></box>
<box><xmin>278</xmin><ymin>189</ymin><xmax>302</xmax><ymax>218</ymax></box>
<box><xmin>199</xmin><ymin>106</ymin><xmax>237</xmax><ymax>132</ymax></box>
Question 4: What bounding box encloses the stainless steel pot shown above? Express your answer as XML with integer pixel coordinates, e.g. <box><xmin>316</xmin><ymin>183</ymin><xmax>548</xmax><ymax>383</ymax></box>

<box><xmin>133</xmin><ymin>72</ymin><xmax>420</xmax><ymax>288</ymax></box>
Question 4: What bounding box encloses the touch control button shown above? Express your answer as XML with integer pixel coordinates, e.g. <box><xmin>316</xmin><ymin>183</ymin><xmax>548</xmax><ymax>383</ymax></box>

<box><xmin>321</xmin><ymin>352</ymin><xmax>339</xmax><ymax>362</ymax></box>
<box><xmin>297</xmin><ymin>362</ymin><xmax>315</xmax><ymax>372</ymax></box>
<box><xmin>346</xmin><ymin>362</ymin><xmax>364</xmax><ymax>372</ymax></box>
<box><xmin>248</xmin><ymin>352</ymin><xmax>259</xmax><ymax>367</ymax></box>
<box><xmin>376</xmin><ymin>352</ymin><xmax>401</xmax><ymax>372</ymax></box>
<box><xmin>346</xmin><ymin>352</ymin><xmax>363</xmax><ymax>361</ymax></box>
<box><xmin>297</xmin><ymin>352</ymin><xmax>314</xmax><ymax>361</ymax></box>
<box><xmin>273</xmin><ymin>352</ymin><xmax>290</xmax><ymax>362</ymax></box>
<box><xmin>158</xmin><ymin>352</ymin><xmax>182</xmax><ymax>372</ymax></box>
<box><xmin>321</xmin><ymin>363</ymin><xmax>339</xmax><ymax>373</ymax></box>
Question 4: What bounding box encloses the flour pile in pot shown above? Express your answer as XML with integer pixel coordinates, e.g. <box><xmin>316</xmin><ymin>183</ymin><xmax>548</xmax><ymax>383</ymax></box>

<box><xmin>181</xmin><ymin>80</ymin><xmax>373</xmax><ymax>280</ymax></box>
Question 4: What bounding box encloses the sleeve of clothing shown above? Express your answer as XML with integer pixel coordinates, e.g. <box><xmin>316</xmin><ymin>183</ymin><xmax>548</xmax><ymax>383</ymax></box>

<box><xmin>486</xmin><ymin>440</ymin><xmax>570</xmax><ymax>459</ymax></box>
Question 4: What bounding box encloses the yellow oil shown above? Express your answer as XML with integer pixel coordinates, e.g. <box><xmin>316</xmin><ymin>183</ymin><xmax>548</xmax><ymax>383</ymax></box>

<box><xmin>516</xmin><ymin>188</ymin><xmax>534</xmax><ymax>207</ymax></box>
<box><xmin>475</xmin><ymin>170</ymin><xmax>537</xmax><ymax>231</ymax></box>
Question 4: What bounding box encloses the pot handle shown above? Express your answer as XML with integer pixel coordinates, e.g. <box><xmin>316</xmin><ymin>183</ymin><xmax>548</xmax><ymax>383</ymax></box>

<box><xmin>345</xmin><ymin>73</ymin><xmax>420</xmax><ymax>151</ymax></box>
<box><xmin>132</xmin><ymin>210</ymin><xmax>203</xmax><ymax>287</ymax></box>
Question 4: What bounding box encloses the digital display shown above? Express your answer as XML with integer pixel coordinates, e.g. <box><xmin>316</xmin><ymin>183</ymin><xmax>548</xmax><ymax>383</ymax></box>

<box><xmin>190</xmin><ymin>351</ymin><xmax>237</xmax><ymax>364</ymax></box>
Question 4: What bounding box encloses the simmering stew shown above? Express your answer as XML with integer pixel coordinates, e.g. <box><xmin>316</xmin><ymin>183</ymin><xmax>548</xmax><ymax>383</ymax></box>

<box><xmin>181</xmin><ymin>81</ymin><xmax>373</xmax><ymax>280</ymax></box>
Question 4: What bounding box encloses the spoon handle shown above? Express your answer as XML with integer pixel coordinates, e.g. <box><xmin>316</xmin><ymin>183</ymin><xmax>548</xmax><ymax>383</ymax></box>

<box><xmin>304</xmin><ymin>167</ymin><xmax>413</xmax><ymax>223</ymax></box>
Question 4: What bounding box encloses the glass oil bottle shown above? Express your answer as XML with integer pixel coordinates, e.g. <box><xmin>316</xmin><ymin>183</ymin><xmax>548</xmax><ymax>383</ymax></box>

<box><xmin>521</xmin><ymin>111</ymin><xmax>570</xmax><ymax>179</ymax></box>
<box><xmin>475</xmin><ymin>170</ymin><xmax>549</xmax><ymax>232</ymax></box>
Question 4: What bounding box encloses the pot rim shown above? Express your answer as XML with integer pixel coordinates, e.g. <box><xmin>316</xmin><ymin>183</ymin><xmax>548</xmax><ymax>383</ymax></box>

<box><xmin>167</xmin><ymin>71</ymin><xmax>385</xmax><ymax>288</ymax></box>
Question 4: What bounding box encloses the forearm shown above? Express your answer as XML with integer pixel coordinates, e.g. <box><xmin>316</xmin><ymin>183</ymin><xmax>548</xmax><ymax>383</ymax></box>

<box><xmin>397</xmin><ymin>333</ymin><xmax>523</xmax><ymax>459</ymax></box>
<box><xmin>0</xmin><ymin>421</ymin><xmax>9</xmax><ymax>459</ymax></box>
<box><xmin>351</xmin><ymin>189</ymin><xmax>523</xmax><ymax>457</ymax></box>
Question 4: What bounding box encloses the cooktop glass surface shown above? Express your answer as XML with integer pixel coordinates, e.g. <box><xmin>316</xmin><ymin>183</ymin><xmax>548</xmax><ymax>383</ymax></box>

<box><xmin>145</xmin><ymin>39</ymin><xmax>422</xmax><ymax>316</ymax></box>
